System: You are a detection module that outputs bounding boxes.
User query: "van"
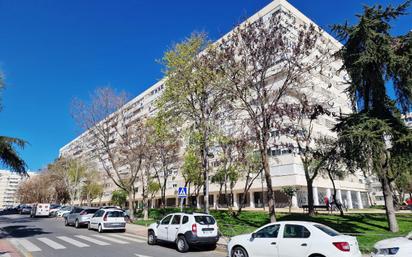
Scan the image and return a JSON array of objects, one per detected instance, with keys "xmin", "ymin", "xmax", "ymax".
[{"xmin": 31, "ymin": 203, "xmax": 50, "ymax": 217}]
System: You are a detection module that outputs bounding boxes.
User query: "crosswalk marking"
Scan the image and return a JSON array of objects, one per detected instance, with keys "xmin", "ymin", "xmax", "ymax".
[
  {"xmin": 134, "ymin": 254, "xmax": 152, "ymax": 257},
  {"xmin": 57, "ymin": 236, "xmax": 89, "ymax": 248},
  {"xmin": 37, "ymin": 238, "xmax": 66, "ymax": 250},
  {"xmin": 92, "ymin": 234, "xmax": 129, "ymax": 244},
  {"xmin": 109, "ymin": 234, "xmax": 146, "ymax": 243},
  {"xmin": 74, "ymin": 235, "xmax": 111, "ymax": 246},
  {"xmin": 14, "ymin": 238, "xmax": 41, "ymax": 252}
]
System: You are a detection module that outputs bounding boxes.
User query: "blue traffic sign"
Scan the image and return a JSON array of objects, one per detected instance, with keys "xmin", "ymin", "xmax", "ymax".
[{"xmin": 177, "ymin": 187, "xmax": 187, "ymax": 198}]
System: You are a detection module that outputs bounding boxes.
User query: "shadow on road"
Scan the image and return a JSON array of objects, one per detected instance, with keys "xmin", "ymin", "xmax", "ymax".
[
  {"xmin": 154, "ymin": 241, "xmax": 217, "ymax": 253},
  {"xmin": 0, "ymin": 225, "xmax": 51, "ymax": 239}
]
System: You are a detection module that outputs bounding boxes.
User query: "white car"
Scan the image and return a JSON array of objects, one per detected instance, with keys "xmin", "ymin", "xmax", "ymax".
[
  {"xmin": 56, "ymin": 206, "xmax": 72, "ymax": 217},
  {"xmin": 147, "ymin": 212, "xmax": 219, "ymax": 252},
  {"xmin": 227, "ymin": 221, "xmax": 362, "ymax": 257},
  {"xmin": 88, "ymin": 208, "xmax": 126, "ymax": 233},
  {"xmin": 372, "ymin": 232, "xmax": 412, "ymax": 257}
]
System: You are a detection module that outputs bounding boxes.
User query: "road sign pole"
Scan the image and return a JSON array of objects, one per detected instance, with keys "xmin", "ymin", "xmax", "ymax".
[{"xmin": 180, "ymin": 198, "xmax": 183, "ymax": 212}]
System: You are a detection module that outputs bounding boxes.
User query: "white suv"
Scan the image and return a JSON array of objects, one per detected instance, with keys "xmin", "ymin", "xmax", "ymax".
[
  {"xmin": 88, "ymin": 208, "xmax": 126, "ymax": 233},
  {"xmin": 147, "ymin": 212, "xmax": 219, "ymax": 252}
]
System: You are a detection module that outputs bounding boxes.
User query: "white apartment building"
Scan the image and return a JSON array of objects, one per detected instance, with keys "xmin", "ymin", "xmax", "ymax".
[
  {"xmin": 403, "ymin": 112, "xmax": 412, "ymax": 128},
  {"xmin": 0, "ymin": 170, "xmax": 34, "ymax": 209},
  {"xmin": 60, "ymin": 0, "xmax": 370, "ymax": 210}
]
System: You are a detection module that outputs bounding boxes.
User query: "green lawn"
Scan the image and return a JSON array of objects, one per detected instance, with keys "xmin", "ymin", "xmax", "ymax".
[{"xmin": 134, "ymin": 208, "xmax": 412, "ymax": 253}]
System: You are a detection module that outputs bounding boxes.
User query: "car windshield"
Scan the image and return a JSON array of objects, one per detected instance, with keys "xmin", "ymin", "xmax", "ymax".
[
  {"xmin": 107, "ymin": 211, "xmax": 125, "ymax": 217},
  {"xmin": 86, "ymin": 209, "xmax": 98, "ymax": 214},
  {"xmin": 194, "ymin": 215, "xmax": 215, "ymax": 225},
  {"xmin": 50, "ymin": 204, "xmax": 60, "ymax": 208},
  {"xmin": 314, "ymin": 224, "xmax": 340, "ymax": 236}
]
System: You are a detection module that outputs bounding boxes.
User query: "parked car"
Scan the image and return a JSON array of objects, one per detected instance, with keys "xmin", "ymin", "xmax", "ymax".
[
  {"xmin": 65, "ymin": 207, "xmax": 98, "ymax": 228},
  {"xmin": 88, "ymin": 208, "xmax": 126, "ymax": 233},
  {"xmin": 227, "ymin": 221, "xmax": 362, "ymax": 257},
  {"xmin": 56, "ymin": 206, "xmax": 72, "ymax": 217},
  {"xmin": 20, "ymin": 205, "xmax": 32, "ymax": 215},
  {"xmin": 147, "ymin": 212, "xmax": 219, "ymax": 253},
  {"xmin": 49, "ymin": 204, "xmax": 61, "ymax": 216},
  {"xmin": 99, "ymin": 206, "xmax": 122, "ymax": 210},
  {"xmin": 30, "ymin": 203, "xmax": 50, "ymax": 217},
  {"xmin": 372, "ymin": 231, "xmax": 412, "ymax": 257}
]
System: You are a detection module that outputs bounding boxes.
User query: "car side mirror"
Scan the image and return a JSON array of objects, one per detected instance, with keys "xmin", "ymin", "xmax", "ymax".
[
  {"xmin": 251, "ymin": 233, "xmax": 257, "ymax": 240},
  {"xmin": 156, "ymin": 220, "xmax": 160, "ymax": 225}
]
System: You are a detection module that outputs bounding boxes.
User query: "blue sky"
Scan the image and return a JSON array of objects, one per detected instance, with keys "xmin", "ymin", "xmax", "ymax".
[{"xmin": 0, "ymin": 0, "xmax": 411, "ymax": 171}]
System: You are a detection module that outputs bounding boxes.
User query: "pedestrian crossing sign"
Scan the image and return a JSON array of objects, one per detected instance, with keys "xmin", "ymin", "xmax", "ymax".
[{"xmin": 177, "ymin": 187, "xmax": 187, "ymax": 198}]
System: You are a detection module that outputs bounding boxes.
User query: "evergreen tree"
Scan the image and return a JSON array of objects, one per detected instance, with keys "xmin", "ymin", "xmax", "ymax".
[{"xmin": 333, "ymin": 1, "xmax": 412, "ymax": 232}]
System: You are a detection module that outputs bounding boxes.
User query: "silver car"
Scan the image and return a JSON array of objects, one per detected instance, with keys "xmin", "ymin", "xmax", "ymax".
[{"xmin": 65, "ymin": 207, "xmax": 99, "ymax": 228}]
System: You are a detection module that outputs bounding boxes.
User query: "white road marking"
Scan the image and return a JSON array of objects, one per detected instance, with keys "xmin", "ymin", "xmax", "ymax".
[
  {"xmin": 109, "ymin": 234, "xmax": 145, "ymax": 243},
  {"xmin": 74, "ymin": 235, "xmax": 111, "ymax": 246},
  {"xmin": 92, "ymin": 234, "xmax": 129, "ymax": 244},
  {"xmin": 14, "ymin": 238, "xmax": 41, "ymax": 252},
  {"xmin": 37, "ymin": 237, "xmax": 66, "ymax": 250},
  {"xmin": 57, "ymin": 236, "xmax": 89, "ymax": 247},
  {"xmin": 134, "ymin": 254, "xmax": 152, "ymax": 257}
]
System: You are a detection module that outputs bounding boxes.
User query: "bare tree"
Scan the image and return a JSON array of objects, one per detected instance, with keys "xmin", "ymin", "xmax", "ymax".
[
  {"xmin": 146, "ymin": 111, "xmax": 181, "ymax": 208},
  {"xmin": 71, "ymin": 87, "xmax": 147, "ymax": 219},
  {"xmin": 159, "ymin": 33, "xmax": 227, "ymax": 213},
  {"xmin": 235, "ymin": 137, "xmax": 263, "ymax": 213},
  {"xmin": 48, "ymin": 157, "xmax": 86, "ymax": 205},
  {"xmin": 218, "ymin": 10, "xmax": 332, "ymax": 221}
]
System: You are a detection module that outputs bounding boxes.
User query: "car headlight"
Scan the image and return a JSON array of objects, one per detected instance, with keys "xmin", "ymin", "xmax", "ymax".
[{"xmin": 378, "ymin": 247, "xmax": 399, "ymax": 255}]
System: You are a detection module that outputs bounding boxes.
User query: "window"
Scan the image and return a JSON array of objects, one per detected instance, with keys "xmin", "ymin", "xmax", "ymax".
[
  {"xmin": 194, "ymin": 215, "xmax": 215, "ymax": 225},
  {"xmin": 171, "ymin": 215, "xmax": 181, "ymax": 225},
  {"xmin": 283, "ymin": 224, "xmax": 311, "ymax": 238},
  {"xmin": 161, "ymin": 215, "xmax": 172, "ymax": 225},
  {"xmin": 107, "ymin": 211, "xmax": 125, "ymax": 217},
  {"xmin": 182, "ymin": 216, "xmax": 189, "ymax": 224},
  {"xmin": 313, "ymin": 224, "xmax": 339, "ymax": 237},
  {"xmin": 255, "ymin": 224, "xmax": 280, "ymax": 238},
  {"xmin": 94, "ymin": 210, "xmax": 104, "ymax": 217},
  {"xmin": 75, "ymin": 208, "xmax": 83, "ymax": 213}
]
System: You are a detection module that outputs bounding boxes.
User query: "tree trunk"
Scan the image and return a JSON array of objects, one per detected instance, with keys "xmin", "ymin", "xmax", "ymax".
[
  {"xmin": 128, "ymin": 190, "xmax": 135, "ymax": 220},
  {"xmin": 288, "ymin": 198, "xmax": 292, "ymax": 213},
  {"xmin": 87, "ymin": 193, "xmax": 92, "ymax": 207},
  {"xmin": 143, "ymin": 198, "xmax": 149, "ymax": 220},
  {"xmin": 327, "ymin": 170, "xmax": 344, "ymax": 216},
  {"xmin": 381, "ymin": 176, "xmax": 399, "ymax": 232},
  {"xmin": 307, "ymin": 177, "xmax": 315, "ymax": 216},
  {"xmin": 261, "ymin": 151, "xmax": 276, "ymax": 222},
  {"xmin": 202, "ymin": 146, "xmax": 210, "ymax": 213}
]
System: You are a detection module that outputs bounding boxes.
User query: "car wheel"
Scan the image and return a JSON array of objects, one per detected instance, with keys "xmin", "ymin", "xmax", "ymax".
[
  {"xmin": 176, "ymin": 235, "xmax": 189, "ymax": 253},
  {"xmin": 231, "ymin": 246, "xmax": 248, "ymax": 257},
  {"xmin": 147, "ymin": 231, "xmax": 157, "ymax": 245},
  {"xmin": 64, "ymin": 218, "xmax": 69, "ymax": 226},
  {"xmin": 75, "ymin": 220, "xmax": 80, "ymax": 228},
  {"xmin": 98, "ymin": 224, "xmax": 103, "ymax": 233}
]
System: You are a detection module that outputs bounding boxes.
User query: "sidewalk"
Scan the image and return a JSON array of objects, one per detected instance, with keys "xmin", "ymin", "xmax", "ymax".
[{"xmin": 0, "ymin": 240, "xmax": 24, "ymax": 257}]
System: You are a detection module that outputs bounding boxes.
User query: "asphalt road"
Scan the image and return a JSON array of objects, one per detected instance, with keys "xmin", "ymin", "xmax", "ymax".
[{"xmin": 0, "ymin": 214, "xmax": 225, "ymax": 257}]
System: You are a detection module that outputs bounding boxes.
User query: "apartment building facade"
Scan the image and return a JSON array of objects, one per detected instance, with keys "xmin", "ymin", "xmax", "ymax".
[
  {"xmin": 60, "ymin": 0, "xmax": 370, "ymax": 210},
  {"xmin": 0, "ymin": 170, "xmax": 34, "ymax": 209}
]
